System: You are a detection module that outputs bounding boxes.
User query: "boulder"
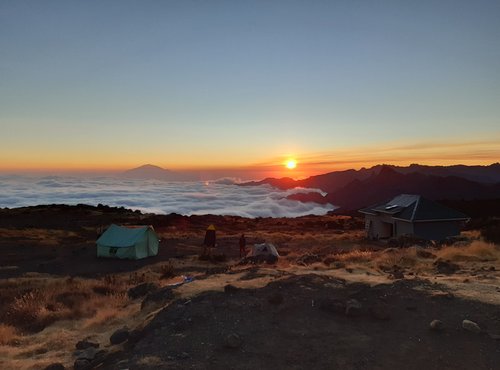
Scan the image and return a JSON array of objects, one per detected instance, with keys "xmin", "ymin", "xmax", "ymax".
[
  {"xmin": 110, "ymin": 328, "xmax": 130, "ymax": 345},
  {"xmin": 462, "ymin": 319, "xmax": 481, "ymax": 333},
  {"xmin": 345, "ymin": 299, "xmax": 362, "ymax": 317},
  {"xmin": 75, "ymin": 347, "xmax": 99, "ymax": 361},
  {"xmin": 429, "ymin": 320, "xmax": 444, "ymax": 331},
  {"xmin": 127, "ymin": 282, "xmax": 159, "ymax": 300}
]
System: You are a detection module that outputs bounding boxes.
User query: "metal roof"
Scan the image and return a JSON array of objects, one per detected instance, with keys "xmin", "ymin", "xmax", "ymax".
[{"xmin": 359, "ymin": 194, "xmax": 468, "ymax": 222}]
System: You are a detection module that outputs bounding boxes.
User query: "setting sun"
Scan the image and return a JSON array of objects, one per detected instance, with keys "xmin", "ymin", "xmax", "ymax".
[{"xmin": 286, "ymin": 159, "xmax": 297, "ymax": 169}]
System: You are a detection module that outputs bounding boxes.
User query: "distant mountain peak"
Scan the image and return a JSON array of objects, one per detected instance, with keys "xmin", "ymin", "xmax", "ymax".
[{"xmin": 122, "ymin": 164, "xmax": 196, "ymax": 181}]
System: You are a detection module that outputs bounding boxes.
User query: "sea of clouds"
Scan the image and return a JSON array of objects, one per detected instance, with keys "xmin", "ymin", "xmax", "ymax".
[{"xmin": 0, "ymin": 176, "xmax": 335, "ymax": 218}]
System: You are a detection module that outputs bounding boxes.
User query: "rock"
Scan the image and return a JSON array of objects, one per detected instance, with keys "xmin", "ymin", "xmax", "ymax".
[
  {"xmin": 127, "ymin": 282, "xmax": 159, "ymax": 299},
  {"xmin": 462, "ymin": 319, "xmax": 481, "ymax": 333},
  {"xmin": 43, "ymin": 363, "xmax": 65, "ymax": 370},
  {"xmin": 141, "ymin": 287, "xmax": 174, "ymax": 310},
  {"xmin": 429, "ymin": 320, "xmax": 444, "ymax": 331},
  {"xmin": 370, "ymin": 303, "xmax": 391, "ymax": 320},
  {"xmin": 110, "ymin": 328, "xmax": 130, "ymax": 345},
  {"xmin": 75, "ymin": 340, "xmax": 99, "ymax": 350},
  {"xmin": 267, "ymin": 293, "xmax": 284, "ymax": 305},
  {"xmin": 127, "ymin": 329, "xmax": 144, "ymax": 345},
  {"xmin": 225, "ymin": 333, "xmax": 242, "ymax": 349},
  {"xmin": 318, "ymin": 298, "xmax": 345, "ymax": 314},
  {"xmin": 73, "ymin": 359, "xmax": 91, "ymax": 370},
  {"xmin": 345, "ymin": 267, "xmax": 353, "ymax": 273},
  {"xmin": 489, "ymin": 266, "xmax": 496, "ymax": 271},
  {"xmin": 434, "ymin": 260, "xmax": 459, "ymax": 274},
  {"xmin": 345, "ymin": 299, "xmax": 362, "ymax": 317},
  {"xmin": 76, "ymin": 347, "xmax": 99, "ymax": 361}
]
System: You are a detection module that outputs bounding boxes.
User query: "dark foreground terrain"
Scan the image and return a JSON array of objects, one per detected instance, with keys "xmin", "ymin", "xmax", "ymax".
[
  {"xmin": 104, "ymin": 274, "xmax": 500, "ymax": 370},
  {"xmin": 0, "ymin": 205, "xmax": 499, "ymax": 369}
]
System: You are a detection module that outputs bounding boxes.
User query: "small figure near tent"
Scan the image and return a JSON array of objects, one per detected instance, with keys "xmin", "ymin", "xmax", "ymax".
[
  {"xmin": 239, "ymin": 234, "xmax": 247, "ymax": 258},
  {"xmin": 203, "ymin": 224, "xmax": 217, "ymax": 256}
]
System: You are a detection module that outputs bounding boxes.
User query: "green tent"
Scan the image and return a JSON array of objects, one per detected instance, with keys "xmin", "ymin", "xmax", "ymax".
[{"xmin": 96, "ymin": 224, "xmax": 159, "ymax": 259}]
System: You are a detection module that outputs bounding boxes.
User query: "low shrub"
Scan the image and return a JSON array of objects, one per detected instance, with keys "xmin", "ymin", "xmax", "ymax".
[{"xmin": 438, "ymin": 241, "xmax": 499, "ymax": 262}]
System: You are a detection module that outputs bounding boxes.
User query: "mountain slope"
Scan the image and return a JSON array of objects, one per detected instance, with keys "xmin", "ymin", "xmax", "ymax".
[
  {"xmin": 326, "ymin": 166, "xmax": 500, "ymax": 210},
  {"xmin": 122, "ymin": 164, "xmax": 198, "ymax": 181}
]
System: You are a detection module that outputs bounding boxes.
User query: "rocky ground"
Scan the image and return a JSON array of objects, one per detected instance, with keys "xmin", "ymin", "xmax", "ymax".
[{"xmin": 0, "ymin": 205, "xmax": 499, "ymax": 370}]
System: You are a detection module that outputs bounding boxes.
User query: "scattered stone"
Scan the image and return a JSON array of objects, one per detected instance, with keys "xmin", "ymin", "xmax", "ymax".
[
  {"xmin": 75, "ymin": 340, "xmax": 99, "ymax": 350},
  {"xmin": 429, "ymin": 320, "xmax": 444, "ymax": 331},
  {"xmin": 345, "ymin": 299, "xmax": 362, "ymax": 317},
  {"xmin": 462, "ymin": 319, "xmax": 481, "ymax": 333},
  {"xmin": 345, "ymin": 268, "xmax": 353, "ymax": 273},
  {"xmin": 463, "ymin": 278, "xmax": 470, "ymax": 283},
  {"xmin": 489, "ymin": 266, "xmax": 496, "ymax": 271},
  {"xmin": 318, "ymin": 298, "xmax": 345, "ymax": 314},
  {"xmin": 110, "ymin": 328, "xmax": 130, "ymax": 345},
  {"xmin": 43, "ymin": 363, "xmax": 65, "ymax": 370},
  {"xmin": 74, "ymin": 347, "xmax": 94, "ymax": 361},
  {"xmin": 127, "ymin": 282, "xmax": 159, "ymax": 299},
  {"xmin": 370, "ymin": 303, "xmax": 391, "ymax": 320},
  {"xmin": 434, "ymin": 260, "xmax": 459, "ymax": 275},
  {"xmin": 268, "ymin": 293, "xmax": 284, "ymax": 305},
  {"xmin": 225, "ymin": 333, "xmax": 242, "ymax": 349},
  {"xmin": 73, "ymin": 359, "xmax": 91, "ymax": 370}
]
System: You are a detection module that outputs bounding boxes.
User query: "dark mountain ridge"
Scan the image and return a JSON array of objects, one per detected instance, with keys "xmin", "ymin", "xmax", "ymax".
[{"xmin": 240, "ymin": 163, "xmax": 500, "ymax": 210}]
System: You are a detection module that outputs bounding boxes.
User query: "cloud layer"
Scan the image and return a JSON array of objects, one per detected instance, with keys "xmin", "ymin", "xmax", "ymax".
[{"xmin": 0, "ymin": 176, "xmax": 334, "ymax": 218}]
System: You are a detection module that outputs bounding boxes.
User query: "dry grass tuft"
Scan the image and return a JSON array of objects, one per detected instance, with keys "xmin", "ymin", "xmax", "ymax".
[
  {"xmin": 0, "ymin": 324, "xmax": 18, "ymax": 345},
  {"xmin": 1, "ymin": 275, "xmax": 129, "ymax": 333},
  {"xmin": 437, "ymin": 241, "xmax": 500, "ymax": 262},
  {"xmin": 334, "ymin": 250, "xmax": 374, "ymax": 263}
]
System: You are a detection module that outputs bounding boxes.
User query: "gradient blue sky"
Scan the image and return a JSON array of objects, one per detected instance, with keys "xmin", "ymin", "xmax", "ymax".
[{"xmin": 1, "ymin": 0, "xmax": 499, "ymax": 176}]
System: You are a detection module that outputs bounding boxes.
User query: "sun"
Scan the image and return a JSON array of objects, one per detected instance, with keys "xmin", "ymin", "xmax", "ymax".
[{"xmin": 285, "ymin": 159, "xmax": 297, "ymax": 169}]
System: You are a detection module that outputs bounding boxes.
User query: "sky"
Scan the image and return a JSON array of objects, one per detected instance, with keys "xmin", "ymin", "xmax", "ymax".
[{"xmin": 1, "ymin": 0, "xmax": 499, "ymax": 178}]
